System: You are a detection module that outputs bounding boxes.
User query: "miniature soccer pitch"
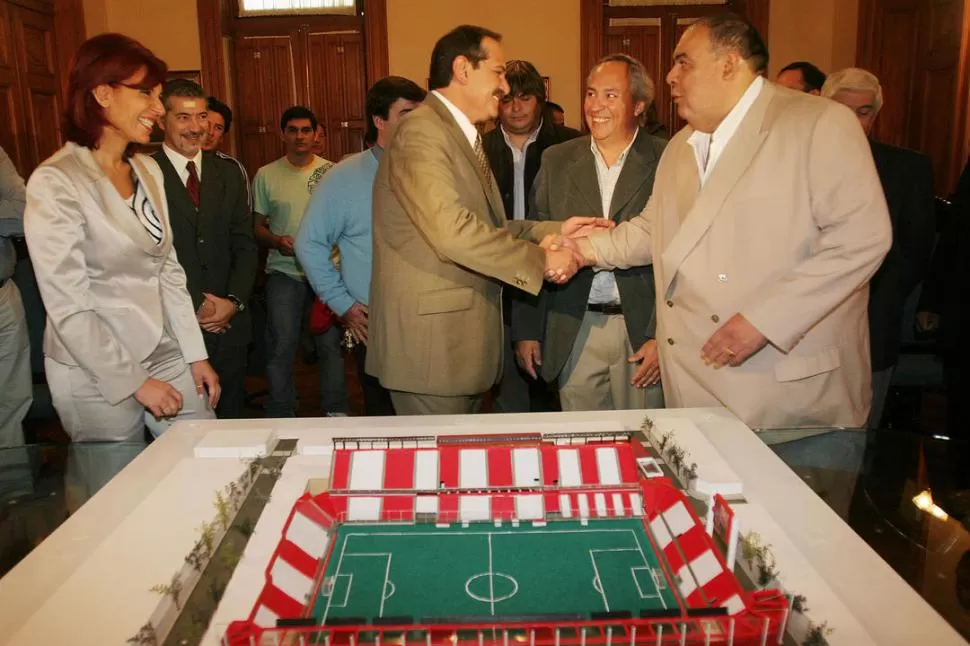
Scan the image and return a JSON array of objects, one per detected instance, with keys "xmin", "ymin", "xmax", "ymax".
[{"xmin": 311, "ymin": 518, "xmax": 681, "ymax": 624}]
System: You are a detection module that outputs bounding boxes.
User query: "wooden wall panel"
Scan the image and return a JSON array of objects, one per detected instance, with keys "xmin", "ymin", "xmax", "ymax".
[
  {"xmin": 363, "ymin": 0, "xmax": 388, "ymax": 86},
  {"xmin": 858, "ymin": 0, "xmax": 968, "ymax": 193},
  {"xmin": 0, "ymin": 2, "xmax": 25, "ymax": 172},
  {"xmin": 11, "ymin": 2, "xmax": 61, "ymax": 171}
]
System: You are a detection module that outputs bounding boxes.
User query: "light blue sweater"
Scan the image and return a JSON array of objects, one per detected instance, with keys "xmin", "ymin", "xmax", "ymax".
[{"xmin": 296, "ymin": 149, "xmax": 379, "ymax": 316}]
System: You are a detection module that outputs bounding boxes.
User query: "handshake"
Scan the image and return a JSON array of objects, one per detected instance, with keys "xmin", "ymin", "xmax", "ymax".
[{"xmin": 541, "ymin": 216, "xmax": 613, "ymax": 284}]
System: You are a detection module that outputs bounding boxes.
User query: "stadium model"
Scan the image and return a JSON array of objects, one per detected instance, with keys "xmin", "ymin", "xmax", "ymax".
[{"xmin": 224, "ymin": 431, "xmax": 789, "ymax": 645}]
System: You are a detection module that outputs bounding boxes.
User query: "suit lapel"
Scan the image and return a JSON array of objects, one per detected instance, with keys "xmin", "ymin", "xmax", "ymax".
[
  {"xmin": 129, "ymin": 155, "xmax": 171, "ymax": 257},
  {"xmin": 608, "ymin": 132, "xmax": 658, "ymax": 222},
  {"xmin": 568, "ymin": 149, "xmax": 603, "ymax": 217},
  {"xmin": 660, "ymin": 84, "xmax": 774, "ymax": 295},
  {"xmin": 153, "ymin": 149, "xmax": 200, "ymax": 231},
  {"xmin": 426, "ymin": 94, "xmax": 506, "ymax": 223},
  {"xmin": 69, "ymin": 144, "xmax": 165, "ymax": 255},
  {"xmin": 199, "ymin": 153, "xmax": 223, "ymax": 230}
]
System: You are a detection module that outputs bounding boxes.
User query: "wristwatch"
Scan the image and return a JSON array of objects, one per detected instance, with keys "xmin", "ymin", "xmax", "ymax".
[{"xmin": 227, "ymin": 294, "xmax": 245, "ymax": 312}]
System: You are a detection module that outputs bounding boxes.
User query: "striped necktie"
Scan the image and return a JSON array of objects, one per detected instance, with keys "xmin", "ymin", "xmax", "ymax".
[{"xmin": 473, "ymin": 134, "xmax": 493, "ymax": 189}]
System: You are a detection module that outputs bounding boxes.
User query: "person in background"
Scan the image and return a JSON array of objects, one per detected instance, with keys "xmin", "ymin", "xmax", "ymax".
[
  {"xmin": 555, "ymin": 14, "xmax": 891, "ymax": 429},
  {"xmin": 367, "ymin": 25, "xmax": 605, "ymax": 415},
  {"xmin": 25, "ymin": 33, "xmax": 219, "ymax": 441},
  {"xmin": 547, "ymin": 101, "xmax": 566, "ymax": 127},
  {"xmin": 776, "ymin": 61, "xmax": 826, "ymax": 94},
  {"xmin": 0, "ymin": 147, "xmax": 31, "ymax": 447},
  {"xmin": 253, "ymin": 106, "xmax": 347, "ymax": 417},
  {"xmin": 153, "ymin": 79, "xmax": 258, "ymax": 419},
  {"xmin": 202, "ymin": 96, "xmax": 250, "ymax": 207},
  {"xmin": 516, "ymin": 54, "xmax": 666, "ymax": 413},
  {"xmin": 297, "ymin": 76, "xmax": 426, "ymax": 416},
  {"xmin": 482, "ymin": 59, "xmax": 581, "ymax": 413},
  {"xmin": 822, "ymin": 68, "xmax": 935, "ymax": 428}
]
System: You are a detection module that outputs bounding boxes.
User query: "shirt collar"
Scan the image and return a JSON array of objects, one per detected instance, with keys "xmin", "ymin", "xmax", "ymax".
[
  {"xmin": 688, "ymin": 75, "xmax": 765, "ymax": 147},
  {"xmin": 500, "ymin": 119, "xmax": 542, "ymax": 153},
  {"xmin": 162, "ymin": 143, "xmax": 203, "ymax": 175},
  {"xmin": 371, "ymin": 145, "xmax": 384, "ymax": 161},
  {"xmin": 590, "ymin": 128, "xmax": 639, "ymax": 169},
  {"xmin": 432, "ymin": 90, "xmax": 479, "ymax": 149}
]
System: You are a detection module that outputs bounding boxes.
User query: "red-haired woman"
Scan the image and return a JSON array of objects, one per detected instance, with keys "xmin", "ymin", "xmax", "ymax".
[{"xmin": 25, "ymin": 34, "xmax": 220, "ymax": 441}]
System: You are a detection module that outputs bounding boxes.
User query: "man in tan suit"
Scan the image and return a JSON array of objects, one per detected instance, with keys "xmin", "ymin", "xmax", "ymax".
[
  {"xmin": 368, "ymin": 25, "xmax": 605, "ymax": 415},
  {"xmin": 556, "ymin": 13, "xmax": 892, "ymax": 429}
]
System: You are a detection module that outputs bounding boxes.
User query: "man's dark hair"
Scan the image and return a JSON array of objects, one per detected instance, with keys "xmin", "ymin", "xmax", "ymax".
[
  {"xmin": 279, "ymin": 105, "xmax": 317, "ymax": 132},
  {"xmin": 161, "ymin": 77, "xmax": 205, "ymax": 110},
  {"xmin": 428, "ymin": 25, "xmax": 502, "ymax": 91},
  {"xmin": 694, "ymin": 12, "xmax": 769, "ymax": 74},
  {"xmin": 504, "ymin": 60, "xmax": 546, "ymax": 103},
  {"xmin": 779, "ymin": 61, "xmax": 826, "ymax": 92},
  {"xmin": 207, "ymin": 96, "xmax": 233, "ymax": 131},
  {"xmin": 365, "ymin": 76, "xmax": 427, "ymax": 145},
  {"xmin": 546, "ymin": 101, "xmax": 564, "ymax": 115}
]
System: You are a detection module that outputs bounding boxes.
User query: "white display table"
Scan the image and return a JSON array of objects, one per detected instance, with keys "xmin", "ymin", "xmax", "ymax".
[{"xmin": 0, "ymin": 409, "xmax": 963, "ymax": 646}]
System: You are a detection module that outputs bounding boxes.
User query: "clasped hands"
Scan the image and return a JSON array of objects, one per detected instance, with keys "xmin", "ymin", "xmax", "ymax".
[
  {"xmin": 541, "ymin": 217, "xmax": 613, "ymax": 284},
  {"xmin": 197, "ymin": 292, "xmax": 236, "ymax": 334}
]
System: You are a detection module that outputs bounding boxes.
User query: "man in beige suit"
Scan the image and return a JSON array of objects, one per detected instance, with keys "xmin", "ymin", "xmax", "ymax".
[
  {"xmin": 368, "ymin": 25, "xmax": 604, "ymax": 415},
  {"xmin": 558, "ymin": 13, "xmax": 892, "ymax": 429}
]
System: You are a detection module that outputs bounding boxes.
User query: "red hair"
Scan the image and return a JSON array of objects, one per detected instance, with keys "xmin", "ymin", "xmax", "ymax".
[{"xmin": 64, "ymin": 33, "xmax": 168, "ymax": 150}]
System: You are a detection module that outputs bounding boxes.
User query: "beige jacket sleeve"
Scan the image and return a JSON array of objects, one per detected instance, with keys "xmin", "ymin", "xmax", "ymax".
[
  {"xmin": 388, "ymin": 118, "xmax": 547, "ymax": 294},
  {"xmin": 741, "ymin": 103, "xmax": 892, "ymax": 352},
  {"xmin": 582, "ymin": 196, "xmax": 657, "ymax": 269},
  {"xmin": 25, "ymin": 166, "xmax": 151, "ymax": 404}
]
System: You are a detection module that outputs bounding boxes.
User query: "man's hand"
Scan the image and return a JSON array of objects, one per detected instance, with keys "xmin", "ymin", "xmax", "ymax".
[
  {"xmin": 190, "ymin": 360, "xmax": 221, "ymax": 410},
  {"xmin": 198, "ymin": 293, "xmax": 235, "ymax": 334},
  {"xmin": 561, "ymin": 216, "xmax": 614, "ymax": 238},
  {"xmin": 701, "ymin": 314, "xmax": 768, "ymax": 368},
  {"xmin": 134, "ymin": 378, "xmax": 183, "ymax": 419},
  {"xmin": 514, "ymin": 340, "xmax": 542, "ymax": 379},
  {"xmin": 543, "ymin": 246, "xmax": 581, "ymax": 284},
  {"xmin": 916, "ymin": 311, "xmax": 940, "ymax": 332},
  {"xmin": 629, "ymin": 339, "xmax": 661, "ymax": 388},
  {"xmin": 340, "ymin": 302, "xmax": 369, "ymax": 344},
  {"xmin": 277, "ymin": 235, "xmax": 296, "ymax": 256}
]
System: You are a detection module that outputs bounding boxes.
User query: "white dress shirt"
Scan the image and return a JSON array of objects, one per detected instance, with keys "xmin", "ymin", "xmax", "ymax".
[
  {"xmin": 588, "ymin": 129, "xmax": 638, "ymax": 304},
  {"xmin": 501, "ymin": 122, "xmax": 542, "ymax": 221},
  {"xmin": 687, "ymin": 75, "xmax": 764, "ymax": 186},
  {"xmin": 162, "ymin": 143, "xmax": 203, "ymax": 186},
  {"xmin": 432, "ymin": 91, "xmax": 478, "ymax": 149}
]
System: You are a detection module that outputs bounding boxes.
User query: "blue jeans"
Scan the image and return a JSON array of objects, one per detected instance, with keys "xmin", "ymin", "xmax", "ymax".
[{"xmin": 265, "ymin": 273, "xmax": 348, "ymax": 417}]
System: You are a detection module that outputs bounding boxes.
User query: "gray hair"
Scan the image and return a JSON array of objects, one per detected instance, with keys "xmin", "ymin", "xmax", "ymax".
[
  {"xmin": 161, "ymin": 78, "xmax": 205, "ymax": 110},
  {"xmin": 821, "ymin": 67, "xmax": 883, "ymax": 113},
  {"xmin": 592, "ymin": 53, "xmax": 655, "ymax": 127}
]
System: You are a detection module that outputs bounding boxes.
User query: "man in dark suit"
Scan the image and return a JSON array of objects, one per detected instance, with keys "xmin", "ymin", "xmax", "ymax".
[
  {"xmin": 823, "ymin": 68, "xmax": 935, "ymax": 427},
  {"xmin": 154, "ymin": 79, "xmax": 258, "ymax": 419},
  {"xmin": 482, "ymin": 59, "xmax": 581, "ymax": 412},
  {"xmin": 514, "ymin": 54, "xmax": 666, "ymax": 411}
]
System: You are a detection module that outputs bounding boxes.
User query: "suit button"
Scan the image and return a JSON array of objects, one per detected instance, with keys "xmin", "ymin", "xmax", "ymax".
[
  {"xmin": 202, "ymin": 264, "xmax": 208, "ymax": 271},
  {"xmin": 711, "ymin": 314, "xmax": 720, "ymax": 323},
  {"xmin": 198, "ymin": 238, "xmax": 204, "ymax": 244},
  {"xmin": 667, "ymin": 338, "xmax": 675, "ymax": 346},
  {"xmin": 666, "ymin": 300, "xmax": 673, "ymax": 308}
]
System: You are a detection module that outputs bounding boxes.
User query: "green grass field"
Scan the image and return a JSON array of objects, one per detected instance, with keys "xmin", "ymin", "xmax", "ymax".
[{"xmin": 311, "ymin": 518, "xmax": 680, "ymax": 624}]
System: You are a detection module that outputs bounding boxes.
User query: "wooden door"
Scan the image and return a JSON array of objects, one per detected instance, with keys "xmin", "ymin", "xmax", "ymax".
[
  {"xmin": 10, "ymin": 2, "xmax": 62, "ymax": 172},
  {"xmin": 585, "ymin": 0, "xmax": 760, "ymax": 136},
  {"xmin": 606, "ymin": 20, "xmax": 665, "ymax": 126},
  {"xmin": 306, "ymin": 30, "xmax": 367, "ymax": 160},
  {"xmin": 858, "ymin": 0, "xmax": 969, "ymax": 192},
  {"xmin": 233, "ymin": 34, "xmax": 299, "ymax": 178},
  {"xmin": 229, "ymin": 8, "xmax": 367, "ymax": 173},
  {"xmin": 0, "ymin": 2, "xmax": 25, "ymax": 172}
]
